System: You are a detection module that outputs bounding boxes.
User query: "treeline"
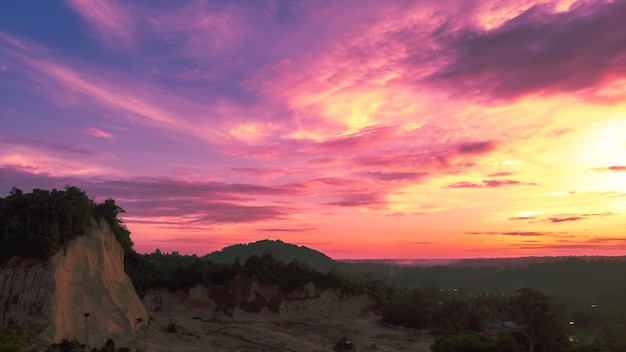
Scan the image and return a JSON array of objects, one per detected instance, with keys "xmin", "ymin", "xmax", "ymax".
[
  {"xmin": 124, "ymin": 250, "xmax": 357, "ymax": 298},
  {"xmin": 345, "ymin": 257, "xmax": 626, "ymax": 332},
  {"xmin": 378, "ymin": 284, "xmax": 626, "ymax": 352},
  {"xmin": 0, "ymin": 186, "xmax": 133, "ymax": 263},
  {"xmin": 345, "ymin": 257, "xmax": 626, "ymax": 298}
]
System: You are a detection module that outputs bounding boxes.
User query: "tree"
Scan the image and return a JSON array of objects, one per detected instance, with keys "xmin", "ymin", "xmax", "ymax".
[
  {"xmin": 512, "ymin": 287, "xmax": 568, "ymax": 352},
  {"xmin": 590, "ymin": 324, "xmax": 626, "ymax": 352},
  {"xmin": 1, "ymin": 186, "xmax": 97, "ymax": 262},
  {"xmin": 99, "ymin": 338, "xmax": 115, "ymax": 352},
  {"xmin": 94, "ymin": 198, "xmax": 133, "ymax": 253}
]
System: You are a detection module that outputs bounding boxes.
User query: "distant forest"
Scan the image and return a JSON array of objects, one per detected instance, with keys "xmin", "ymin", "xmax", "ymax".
[{"xmin": 2, "ymin": 186, "xmax": 626, "ymax": 352}]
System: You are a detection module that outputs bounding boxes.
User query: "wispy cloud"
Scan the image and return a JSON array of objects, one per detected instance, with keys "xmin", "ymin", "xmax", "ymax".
[
  {"xmin": 466, "ymin": 231, "xmax": 552, "ymax": 237},
  {"xmin": 66, "ymin": 0, "xmax": 136, "ymax": 48},
  {"xmin": 85, "ymin": 128, "xmax": 113, "ymax": 140},
  {"xmin": 259, "ymin": 227, "xmax": 316, "ymax": 233},
  {"xmin": 360, "ymin": 171, "xmax": 428, "ymax": 182},
  {"xmin": 533, "ymin": 212, "xmax": 616, "ymax": 224},
  {"xmin": 444, "ymin": 179, "xmax": 536, "ymax": 189},
  {"xmin": 1, "ymin": 136, "xmax": 103, "ymax": 157},
  {"xmin": 0, "ymin": 167, "xmax": 298, "ymax": 225},
  {"xmin": 487, "ymin": 172, "xmax": 514, "ymax": 177},
  {"xmin": 592, "ymin": 166, "xmax": 626, "ymax": 172},
  {"xmin": 324, "ymin": 192, "xmax": 384, "ymax": 208}
]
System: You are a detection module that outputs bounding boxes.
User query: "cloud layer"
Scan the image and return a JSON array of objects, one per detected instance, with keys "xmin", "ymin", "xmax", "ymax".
[{"xmin": 1, "ymin": 0, "xmax": 625, "ymax": 258}]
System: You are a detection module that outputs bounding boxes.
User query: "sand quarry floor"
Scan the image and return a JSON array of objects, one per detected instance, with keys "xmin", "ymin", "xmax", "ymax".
[{"xmin": 128, "ymin": 312, "xmax": 432, "ymax": 352}]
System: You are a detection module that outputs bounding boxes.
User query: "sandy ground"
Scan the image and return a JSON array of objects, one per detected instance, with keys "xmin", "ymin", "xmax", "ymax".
[{"xmin": 127, "ymin": 312, "xmax": 432, "ymax": 352}]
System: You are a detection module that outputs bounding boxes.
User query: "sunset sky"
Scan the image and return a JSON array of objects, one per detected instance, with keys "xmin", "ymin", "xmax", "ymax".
[{"xmin": 1, "ymin": 0, "xmax": 625, "ymax": 259}]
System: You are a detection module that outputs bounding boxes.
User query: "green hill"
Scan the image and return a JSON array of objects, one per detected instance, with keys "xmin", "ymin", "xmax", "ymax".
[{"xmin": 204, "ymin": 239, "xmax": 339, "ymax": 272}]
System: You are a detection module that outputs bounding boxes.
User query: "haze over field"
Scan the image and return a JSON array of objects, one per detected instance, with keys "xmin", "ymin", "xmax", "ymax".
[{"xmin": 1, "ymin": 0, "xmax": 626, "ymax": 259}]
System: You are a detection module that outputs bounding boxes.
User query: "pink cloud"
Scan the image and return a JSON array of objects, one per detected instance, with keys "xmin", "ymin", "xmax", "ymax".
[
  {"xmin": 466, "ymin": 231, "xmax": 551, "ymax": 237},
  {"xmin": 545, "ymin": 216, "xmax": 584, "ymax": 223},
  {"xmin": 324, "ymin": 192, "xmax": 384, "ymax": 208},
  {"xmin": 515, "ymin": 236, "xmax": 626, "ymax": 252},
  {"xmin": 259, "ymin": 227, "xmax": 316, "ymax": 233},
  {"xmin": 360, "ymin": 171, "xmax": 428, "ymax": 182},
  {"xmin": 145, "ymin": 2, "xmax": 252, "ymax": 59},
  {"xmin": 0, "ymin": 167, "xmax": 300, "ymax": 226},
  {"xmin": 444, "ymin": 179, "xmax": 536, "ymax": 189},
  {"xmin": 229, "ymin": 167, "xmax": 293, "ymax": 180},
  {"xmin": 315, "ymin": 125, "xmax": 399, "ymax": 152},
  {"xmin": 593, "ymin": 166, "xmax": 626, "ymax": 172},
  {"xmin": 66, "ymin": 0, "xmax": 136, "ymax": 48},
  {"xmin": 487, "ymin": 171, "xmax": 514, "ymax": 177},
  {"xmin": 86, "ymin": 128, "xmax": 113, "ymax": 140},
  {"xmin": 1, "ymin": 136, "xmax": 103, "ymax": 157},
  {"xmin": 508, "ymin": 216, "xmax": 536, "ymax": 221},
  {"xmin": 528, "ymin": 212, "xmax": 616, "ymax": 224}
]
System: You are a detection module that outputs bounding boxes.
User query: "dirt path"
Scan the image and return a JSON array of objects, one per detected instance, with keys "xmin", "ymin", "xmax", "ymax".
[{"xmin": 127, "ymin": 312, "xmax": 432, "ymax": 352}]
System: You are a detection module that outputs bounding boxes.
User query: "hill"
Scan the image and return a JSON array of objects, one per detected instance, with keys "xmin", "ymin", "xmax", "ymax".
[{"xmin": 204, "ymin": 239, "xmax": 339, "ymax": 272}]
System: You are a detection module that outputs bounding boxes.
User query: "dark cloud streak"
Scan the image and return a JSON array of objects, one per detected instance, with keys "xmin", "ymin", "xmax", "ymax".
[
  {"xmin": 427, "ymin": 1, "xmax": 626, "ymax": 100},
  {"xmin": 0, "ymin": 167, "xmax": 296, "ymax": 225}
]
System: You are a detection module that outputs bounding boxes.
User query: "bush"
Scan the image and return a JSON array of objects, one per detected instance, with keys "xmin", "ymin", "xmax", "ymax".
[
  {"xmin": 0, "ymin": 327, "xmax": 25, "ymax": 352},
  {"xmin": 166, "ymin": 319, "xmax": 180, "ymax": 333}
]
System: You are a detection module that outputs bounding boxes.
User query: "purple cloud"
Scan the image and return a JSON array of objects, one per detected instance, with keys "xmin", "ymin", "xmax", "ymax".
[
  {"xmin": 0, "ymin": 167, "xmax": 296, "ymax": 225},
  {"xmin": 1, "ymin": 135, "xmax": 104, "ymax": 157},
  {"xmin": 508, "ymin": 216, "xmax": 536, "ymax": 221},
  {"xmin": 427, "ymin": 1, "xmax": 626, "ymax": 100},
  {"xmin": 360, "ymin": 171, "xmax": 428, "ymax": 181},
  {"xmin": 466, "ymin": 231, "xmax": 550, "ymax": 237},
  {"xmin": 531, "ymin": 212, "xmax": 616, "ymax": 224},
  {"xmin": 259, "ymin": 227, "xmax": 316, "ymax": 232},
  {"xmin": 315, "ymin": 125, "xmax": 398, "ymax": 152},
  {"xmin": 592, "ymin": 166, "xmax": 626, "ymax": 172},
  {"xmin": 444, "ymin": 179, "xmax": 536, "ymax": 189},
  {"xmin": 193, "ymin": 203, "xmax": 290, "ymax": 224},
  {"xmin": 324, "ymin": 193, "xmax": 384, "ymax": 207},
  {"xmin": 457, "ymin": 141, "xmax": 497, "ymax": 155}
]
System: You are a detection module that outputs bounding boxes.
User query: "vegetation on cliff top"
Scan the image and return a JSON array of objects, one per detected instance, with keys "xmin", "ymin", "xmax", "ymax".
[
  {"xmin": 204, "ymin": 239, "xmax": 338, "ymax": 272},
  {"xmin": 0, "ymin": 186, "xmax": 133, "ymax": 263}
]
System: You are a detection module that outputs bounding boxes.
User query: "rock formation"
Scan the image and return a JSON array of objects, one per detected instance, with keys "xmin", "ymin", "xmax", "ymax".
[
  {"xmin": 142, "ymin": 275, "xmax": 378, "ymax": 321},
  {"xmin": 0, "ymin": 220, "xmax": 147, "ymax": 345}
]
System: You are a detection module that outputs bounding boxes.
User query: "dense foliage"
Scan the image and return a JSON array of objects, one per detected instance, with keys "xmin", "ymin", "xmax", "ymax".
[
  {"xmin": 363, "ymin": 258, "xmax": 626, "ymax": 352},
  {"xmin": 0, "ymin": 186, "xmax": 132, "ymax": 263},
  {"xmin": 205, "ymin": 239, "xmax": 337, "ymax": 272}
]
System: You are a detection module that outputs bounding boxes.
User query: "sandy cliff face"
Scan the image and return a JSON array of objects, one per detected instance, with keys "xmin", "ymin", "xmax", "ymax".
[
  {"xmin": 0, "ymin": 220, "xmax": 147, "ymax": 344},
  {"xmin": 142, "ymin": 276, "xmax": 378, "ymax": 321}
]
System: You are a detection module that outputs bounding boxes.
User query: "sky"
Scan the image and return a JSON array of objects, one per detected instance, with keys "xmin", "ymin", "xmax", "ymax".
[{"xmin": 1, "ymin": 0, "xmax": 626, "ymax": 259}]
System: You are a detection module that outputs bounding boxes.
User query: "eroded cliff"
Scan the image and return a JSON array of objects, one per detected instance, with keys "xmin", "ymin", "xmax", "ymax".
[
  {"xmin": 0, "ymin": 220, "xmax": 147, "ymax": 344},
  {"xmin": 142, "ymin": 275, "xmax": 379, "ymax": 321}
]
